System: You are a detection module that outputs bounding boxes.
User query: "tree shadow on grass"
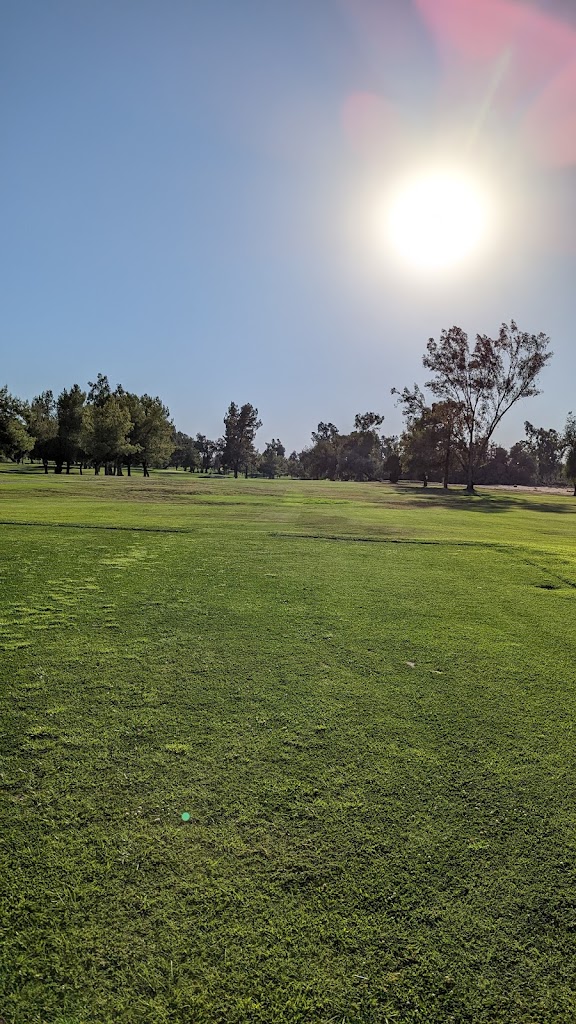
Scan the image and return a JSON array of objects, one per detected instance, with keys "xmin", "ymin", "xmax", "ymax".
[
  {"xmin": 0, "ymin": 466, "xmax": 47, "ymax": 475},
  {"xmin": 392, "ymin": 484, "xmax": 576, "ymax": 515}
]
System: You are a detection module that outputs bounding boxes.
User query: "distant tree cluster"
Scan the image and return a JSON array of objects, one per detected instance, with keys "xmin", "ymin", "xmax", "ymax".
[
  {"xmin": 394, "ymin": 321, "xmax": 553, "ymax": 490},
  {"xmin": 0, "ymin": 385, "xmax": 271, "ymax": 480},
  {"xmin": 389, "ymin": 321, "xmax": 573, "ymax": 493},
  {"xmin": 395, "ymin": 396, "xmax": 575, "ymax": 490},
  {"xmin": 0, "ymin": 376, "xmax": 173, "ymax": 476},
  {"xmin": 286, "ymin": 415, "xmax": 400, "ymax": 482},
  {"xmin": 170, "ymin": 403, "xmax": 265, "ymax": 478},
  {"xmin": 2, "ymin": 321, "xmax": 575, "ymax": 493},
  {"xmin": 392, "ymin": 321, "xmax": 575, "ymax": 494}
]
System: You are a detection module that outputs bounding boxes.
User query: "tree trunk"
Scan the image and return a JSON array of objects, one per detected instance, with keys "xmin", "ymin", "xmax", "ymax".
[
  {"xmin": 95, "ymin": 464, "xmax": 101, "ymax": 475},
  {"xmin": 127, "ymin": 462, "xmax": 131, "ymax": 477},
  {"xmin": 79, "ymin": 462, "xmax": 83, "ymax": 475},
  {"xmin": 234, "ymin": 463, "xmax": 238, "ymax": 479},
  {"xmin": 465, "ymin": 432, "xmax": 475, "ymax": 491},
  {"xmin": 465, "ymin": 457, "xmax": 475, "ymax": 491},
  {"xmin": 443, "ymin": 427, "xmax": 452, "ymax": 489},
  {"xmin": 66, "ymin": 462, "xmax": 71, "ymax": 474}
]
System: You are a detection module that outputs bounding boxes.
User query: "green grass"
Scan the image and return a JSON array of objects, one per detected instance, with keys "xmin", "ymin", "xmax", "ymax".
[{"xmin": 1, "ymin": 470, "xmax": 576, "ymax": 1023}]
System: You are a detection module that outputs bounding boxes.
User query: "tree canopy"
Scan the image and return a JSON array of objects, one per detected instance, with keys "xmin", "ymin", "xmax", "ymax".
[
  {"xmin": 422, "ymin": 321, "xmax": 552, "ymax": 490},
  {"xmin": 223, "ymin": 402, "xmax": 262, "ymax": 478},
  {"xmin": 0, "ymin": 387, "xmax": 34, "ymax": 462}
]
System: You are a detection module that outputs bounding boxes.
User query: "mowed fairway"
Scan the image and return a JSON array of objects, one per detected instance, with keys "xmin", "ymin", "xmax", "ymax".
[{"xmin": 2, "ymin": 472, "xmax": 576, "ymax": 1024}]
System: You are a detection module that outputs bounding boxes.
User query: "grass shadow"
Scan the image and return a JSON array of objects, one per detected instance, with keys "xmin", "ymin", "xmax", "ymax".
[{"xmin": 392, "ymin": 484, "xmax": 576, "ymax": 515}]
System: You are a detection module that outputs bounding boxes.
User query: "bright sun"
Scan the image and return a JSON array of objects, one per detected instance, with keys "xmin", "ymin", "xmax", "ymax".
[{"xmin": 386, "ymin": 169, "xmax": 491, "ymax": 273}]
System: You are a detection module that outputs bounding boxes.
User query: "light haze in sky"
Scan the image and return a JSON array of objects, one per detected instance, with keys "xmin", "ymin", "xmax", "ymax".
[{"xmin": 2, "ymin": 0, "xmax": 575, "ymax": 451}]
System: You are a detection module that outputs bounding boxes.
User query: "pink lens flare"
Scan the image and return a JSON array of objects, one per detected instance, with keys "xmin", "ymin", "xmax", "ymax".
[
  {"xmin": 342, "ymin": 92, "xmax": 399, "ymax": 152},
  {"xmin": 520, "ymin": 58, "xmax": 576, "ymax": 167},
  {"xmin": 415, "ymin": 0, "xmax": 576, "ymax": 166}
]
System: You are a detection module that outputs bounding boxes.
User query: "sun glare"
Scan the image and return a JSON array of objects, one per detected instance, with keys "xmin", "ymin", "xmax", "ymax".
[{"xmin": 386, "ymin": 169, "xmax": 491, "ymax": 273}]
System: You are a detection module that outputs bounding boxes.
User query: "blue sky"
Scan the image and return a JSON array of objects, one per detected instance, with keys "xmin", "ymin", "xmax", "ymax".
[{"xmin": 2, "ymin": 0, "xmax": 575, "ymax": 451}]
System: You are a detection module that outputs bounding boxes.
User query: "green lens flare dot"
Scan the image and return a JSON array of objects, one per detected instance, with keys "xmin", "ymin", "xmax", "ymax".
[{"xmin": 181, "ymin": 812, "xmax": 191, "ymax": 822}]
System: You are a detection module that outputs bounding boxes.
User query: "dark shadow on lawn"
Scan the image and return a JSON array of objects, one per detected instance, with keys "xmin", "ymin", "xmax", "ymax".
[{"xmin": 392, "ymin": 484, "xmax": 576, "ymax": 515}]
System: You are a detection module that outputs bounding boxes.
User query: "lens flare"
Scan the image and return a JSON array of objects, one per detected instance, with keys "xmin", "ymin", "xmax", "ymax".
[{"xmin": 386, "ymin": 169, "xmax": 491, "ymax": 272}]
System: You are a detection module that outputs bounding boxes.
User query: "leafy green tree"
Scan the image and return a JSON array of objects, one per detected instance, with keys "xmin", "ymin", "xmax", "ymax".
[
  {"xmin": 399, "ymin": 419, "xmax": 437, "ymax": 486},
  {"xmin": 214, "ymin": 438, "xmax": 230, "ymax": 475},
  {"xmin": 479, "ymin": 445, "xmax": 512, "ymax": 485},
  {"xmin": 223, "ymin": 402, "xmax": 262, "ymax": 478},
  {"xmin": 194, "ymin": 434, "xmax": 208, "ymax": 473},
  {"xmin": 524, "ymin": 422, "xmax": 565, "ymax": 485},
  {"xmin": 395, "ymin": 387, "xmax": 460, "ymax": 488},
  {"xmin": 140, "ymin": 395, "xmax": 174, "ymax": 475},
  {"xmin": 386, "ymin": 452, "xmax": 402, "ymax": 484},
  {"xmin": 353, "ymin": 412, "xmax": 384, "ymax": 434},
  {"xmin": 286, "ymin": 451, "xmax": 301, "ymax": 477},
  {"xmin": 564, "ymin": 413, "xmax": 576, "ymax": 496},
  {"xmin": 123, "ymin": 393, "xmax": 173, "ymax": 476},
  {"xmin": 461, "ymin": 442, "xmax": 538, "ymax": 486},
  {"xmin": 297, "ymin": 422, "xmax": 399, "ymax": 482},
  {"xmin": 338, "ymin": 413, "xmax": 385, "ymax": 481},
  {"xmin": 507, "ymin": 442, "xmax": 537, "ymax": 486},
  {"xmin": 423, "ymin": 321, "xmax": 551, "ymax": 491},
  {"xmin": 87, "ymin": 373, "xmax": 112, "ymax": 407},
  {"xmin": 56, "ymin": 384, "xmax": 86, "ymax": 473},
  {"xmin": 312, "ymin": 422, "xmax": 339, "ymax": 444},
  {"xmin": 395, "ymin": 387, "xmax": 431, "ymax": 484},
  {"xmin": 0, "ymin": 386, "xmax": 34, "ymax": 462},
  {"xmin": 195, "ymin": 434, "xmax": 218, "ymax": 474},
  {"xmin": 301, "ymin": 422, "xmax": 340, "ymax": 480},
  {"xmin": 81, "ymin": 393, "xmax": 134, "ymax": 474},
  {"xmin": 259, "ymin": 439, "xmax": 286, "ymax": 478},
  {"xmin": 27, "ymin": 391, "xmax": 58, "ymax": 472},
  {"xmin": 171, "ymin": 431, "xmax": 200, "ymax": 471},
  {"xmin": 82, "ymin": 381, "xmax": 173, "ymax": 476}
]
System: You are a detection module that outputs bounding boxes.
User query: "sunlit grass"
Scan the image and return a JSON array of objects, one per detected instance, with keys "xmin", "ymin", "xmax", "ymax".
[{"xmin": 1, "ymin": 471, "xmax": 576, "ymax": 1022}]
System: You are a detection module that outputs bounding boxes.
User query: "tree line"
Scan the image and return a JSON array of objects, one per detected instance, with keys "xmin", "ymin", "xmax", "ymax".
[
  {"xmin": 1, "ymin": 322, "xmax": 575, "ymax": 491},
  {"xmin": 0, "ymin": 375, "xmax": 174, "ymax": 477},
  {"xmin": 0, "ymin": 378, "xmax": 266, "ymax": 480}
]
